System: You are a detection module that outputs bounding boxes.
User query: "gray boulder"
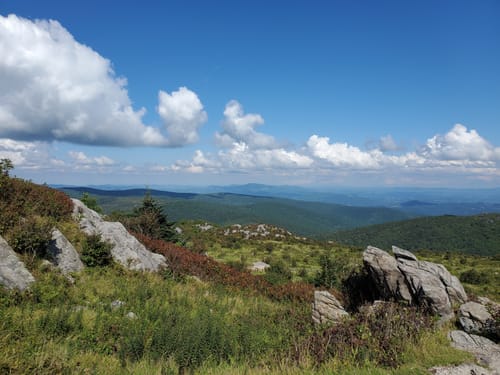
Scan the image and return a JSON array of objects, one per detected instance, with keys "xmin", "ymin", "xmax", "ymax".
[
  {"xmin": 72, "ymin": 199, "xmax": 167, "ymax": 272},
  {"xmin": 363, "ymin": 246, "xmax": 413, "ymax": 303},
  {"xmin": 459, "ymin": 301, "xmax": 495, "ymax": 336},
  {"xmin": 0, "ymin": 235, "xmax": 35, "ymax": 291},
  {"xmin": 430, "ymin": 363, "xmax": 494, "ymax": 375},
  {"xmin": 312, "ymin": 290, "xmax": 349, "ymax": 324},
  {"xmin": 363, "ymin": 246, "xmax": 467, "ymax": 319},
  {"xmin": 47, "ymin": 229, "xmax": 84, "ymax": 275},
  {"xmin": 398, "ymin": 259, "xmax": 454, "ymax": 319},
  {"xmin": 449, "ymin": 330, "xmax": 500, "ymax": 373}
]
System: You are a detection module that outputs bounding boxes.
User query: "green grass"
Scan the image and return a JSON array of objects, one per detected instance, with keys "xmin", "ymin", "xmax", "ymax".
[
  {"xmin": 0, "ymin": 264, "xmax": 312, "ymax": 374},
  {"xmin": 0, "ymin": 263, "xmax": 473, "ymax": 374},
  {"xmin": 0, "ymin": 175, "xmax": 495, "ymax": 374},
  {"xmin": 183, "ymin": 222, "xmax": 500, "ymax": 301}
]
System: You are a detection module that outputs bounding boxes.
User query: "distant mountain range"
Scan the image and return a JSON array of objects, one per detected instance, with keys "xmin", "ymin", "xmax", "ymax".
[
  {"xmin": 58, "ymin": 185, "xmax": 500, "ymax": 253},
  {"xmin": 57, "ymin": 183, "xmax": 500, "ymax": 216},
  {"xmin": 60, "ymin": 186, "xmax": 412, "ymax": 238}
]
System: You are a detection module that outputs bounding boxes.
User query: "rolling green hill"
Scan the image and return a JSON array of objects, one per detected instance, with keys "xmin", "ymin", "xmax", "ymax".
[
  {"xmin": 331, "ymin": 213, "xmax": 500, "ymax": 256},
  {"xmin": 60, "ymin": 187, "xmax": 412, "ymax": 238}
]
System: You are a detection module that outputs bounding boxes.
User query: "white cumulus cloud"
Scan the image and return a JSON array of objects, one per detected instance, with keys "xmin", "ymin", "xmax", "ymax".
[
  {"xmin": 0, "ymin": 138, "xmax": 64, "ymax": 169},
  {"xmin": 307, "ymin": 135, "xmax": 381, "ymax": 169},
  {"xmin": 307, "ymin": 124, "xmax": 500, "ymax": 173},
  {"xmin": 157, "ymin": 87, "xmax": 208, "ymax": 147},
  {"xmin": 68, "ymin": 151, "xmax": 115, "ymax": 166},
  {"xmin": 215, "ymin": 100, "xmax": 276, "ymax": 149},
  {"xmin": 378, "ymin": 134, "xmax": 399, "ymax": 152},
  {"xmin": 421, "ymin": 124, "xmax": 500, "ymax": 161},
  {"xmin": 0, "ymin": 14, "xmax": 204, "ymax": 147}
]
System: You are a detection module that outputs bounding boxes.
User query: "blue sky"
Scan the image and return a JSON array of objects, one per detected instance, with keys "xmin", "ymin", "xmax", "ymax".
[{"xmin": 0, "ymin": 0, "xmax": 499, "ymax": 187}]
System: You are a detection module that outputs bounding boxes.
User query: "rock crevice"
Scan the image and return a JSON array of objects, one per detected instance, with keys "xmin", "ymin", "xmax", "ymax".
[{"xmin": 363, "ymin": 245, "xmax": 467, "ymax": 319}]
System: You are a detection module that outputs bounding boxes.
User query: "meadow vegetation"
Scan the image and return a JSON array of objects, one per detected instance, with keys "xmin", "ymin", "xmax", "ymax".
[{"xmin": 0, "ymin": 163, "xmax": 494, "ymax": 373}]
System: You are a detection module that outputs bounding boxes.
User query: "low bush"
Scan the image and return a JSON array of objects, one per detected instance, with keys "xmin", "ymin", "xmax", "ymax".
[
  {"xmin": 460, "ymin": 268, "xmax": 489, "ymax": 285},
  {"xmin": 297, "ymin": 302, "xmax": 433, "ymax": 368},
  {"xmin": 81, "ymin": 234, "xmax": 113, "ymax": 267},
  {"xmin": 135, "ymin": 234, "xmax": 314, "ymax": 303},
  {"xmin": 5, "ymin": 216, "xmax": 53, "ymax": 259}
]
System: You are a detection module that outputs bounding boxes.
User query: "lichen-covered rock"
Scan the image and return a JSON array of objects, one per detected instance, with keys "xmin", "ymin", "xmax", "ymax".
[
  {"xmin": 312, "ymin": 290, "xmax": 349, "ymax": 324},
  {"xmin": 449, "ymin": 330, "xmax": 500, "ymax": 373},
  {"xmin": 459, "ymin": 302, "xmax": 494, "ymax": 334},
  {"xmin": 72, "ymin": 199, "xmax": 166, "ymax": 272},
  {"xmin": 363, "ymin": 246, "xmax": 467, "ymax": 320},
  {"xmin": 47, "ymin": 229, "xmax": 84, "ymax": 275},
  {"xmin": 0, "ymin": 235, "xmax": 35, "ymax": 291},
  {"xmin": 363, "ymin": 246, "xmax": 413, "ymax": 303}
]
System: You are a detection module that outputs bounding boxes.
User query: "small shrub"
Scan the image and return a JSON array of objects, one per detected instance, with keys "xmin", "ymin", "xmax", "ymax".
[
  {"xmin": 298, "ymin": 302, "xmax": 433, "ymax": 368},
  {"xmin": 81, "ymin": 234, "xmax": 113, "ymax": 267},
  {"xmin": 265, "ymin": 242, "xmax": 274, "ymax": 253},
  {"xmin": 6, "ymin": 216, "xmax": 53, "ymax": 258},
  {"xmin": 460, "ymin": 269, "xmax": 489, "ymax": 285},
  {"xmin": 264, "ymin": 261, "xmax": 293, "ymax": 285},
  {"xmin": 81, "ymin": 192, "xmax": 103, "ymax": 214}
]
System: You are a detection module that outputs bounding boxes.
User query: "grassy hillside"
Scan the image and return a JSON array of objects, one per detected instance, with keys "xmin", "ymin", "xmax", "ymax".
[
  {"xmin": 0, "ymin": 171, "xmax": 496, "ymax": 373},
  {"xmin": 60, "ymin": 187, "xmax": 412, "ymax": 238},
  {"xmin": 180, "ymin": 222, "xmax": 500, "ymax": 301},
  {"xmin": 331, "ymin": 214, "xmax": 500, "ymax": 256}
]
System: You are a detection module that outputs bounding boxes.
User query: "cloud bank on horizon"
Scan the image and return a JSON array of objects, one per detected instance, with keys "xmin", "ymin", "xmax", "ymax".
[{"xmin": 0, "ymin": 14, "xmax": 499, "ymax": 186}]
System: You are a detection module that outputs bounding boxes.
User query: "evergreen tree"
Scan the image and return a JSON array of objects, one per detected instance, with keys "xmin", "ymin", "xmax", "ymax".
[{"xmin": 130, "ymin": 191, "xmax": 178, "ymax": 242}]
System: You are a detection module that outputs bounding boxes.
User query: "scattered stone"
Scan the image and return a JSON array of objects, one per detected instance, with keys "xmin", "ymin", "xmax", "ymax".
[
  {"xmin": 430, "ymin": 363, "xmax": 494, "ymax": 375},
  {"xmin": 110, "ymin": 300, "xmax": 125, "ymax": 309},
  {"xmin": 126, "ymin": 311, "xmax": 137, "ymax": 320},
  {"xmin": 47, "ymin": 229, "xmax": 84, "ymax": 275},
  {"xmin": 197, "ymin": 223, "xmax": 213, "ymax": 231},
  {"xmin": 459, "ymin": 302, "xmax": 494, "ymax": 336},
  {"xmin": 312, "ymin": 290, "xmax": 349, "ymax": 325},
  {"xmin": 0, "ymin": 235, "xmax": 35, "ymax": 291},
  {"xmin": 249, "ymin": 261, "xmax": 270, "ymax": 272},
  {"xmin": 72, "ymin": 199, "xmax": 167, "ymax": 272},
  {"xmin": 449, "ymin": 330, "xmax": 500, "ymax": 373}
]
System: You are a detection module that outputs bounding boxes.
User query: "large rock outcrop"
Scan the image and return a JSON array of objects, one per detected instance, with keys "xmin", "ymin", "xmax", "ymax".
[
  {"xmin": 0, "ymin": 235, "xmax": 35, "ymax": 291},
  {"xmin": 47, "ymin": 229, "xmax": 84, "ymax": 275},
  {"xmin": 449, "ymin": 330, "xmax": 500, "ymax": 374},
  {"xmin": 363, "ymin": 245, "xmax": 467, "ymax": 319},
  {"xmin": 72, "ymin": 199, "xmax": 167, "ymax": 272},
  {"xmin": 312, "ymin": 290, "xmax": 349, "ymax": 324}
]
